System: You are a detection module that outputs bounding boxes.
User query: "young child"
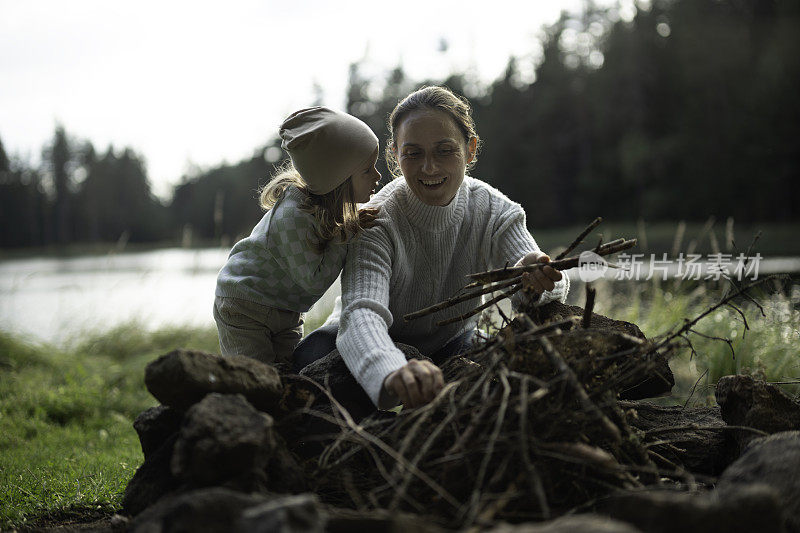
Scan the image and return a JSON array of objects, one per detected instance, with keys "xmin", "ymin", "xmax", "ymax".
[{"xmin": 214, "ymin": 106, "xmax": 381, "ymax": 368}]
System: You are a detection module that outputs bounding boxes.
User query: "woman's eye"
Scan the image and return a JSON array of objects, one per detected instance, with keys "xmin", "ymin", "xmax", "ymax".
[
  {"xmin": 404, "ymin": 151, "xmax": 421, "ymax": 158},
  {"xmin": 438, "ymin": 147, "xmax": 456, "ymax": 155}
]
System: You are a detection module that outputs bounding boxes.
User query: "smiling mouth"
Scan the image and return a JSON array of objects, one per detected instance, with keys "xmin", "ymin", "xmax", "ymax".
[{"xmin": 420, "ymin": 177, "xmax": 446, "ymax": 188}]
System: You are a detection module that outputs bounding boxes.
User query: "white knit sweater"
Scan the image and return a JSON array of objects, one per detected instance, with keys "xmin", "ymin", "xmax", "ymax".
[{"xmin": 329, "ymin": 176, "xmax": 570, "ymax": 407}]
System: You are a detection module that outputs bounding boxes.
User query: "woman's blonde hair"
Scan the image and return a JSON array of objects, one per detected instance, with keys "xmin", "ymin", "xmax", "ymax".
[{"xmin": 259, "ymin": 161, "xmax": 368, "ymax": 254}]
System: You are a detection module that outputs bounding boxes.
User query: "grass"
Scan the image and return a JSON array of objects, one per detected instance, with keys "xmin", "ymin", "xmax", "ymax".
[
  {"xmin": 0, "ymin": 323, "xmax": 220, "ymax": 529},
  {"xmin": 0, "ymin": 283, "xmax": 797, "ymax": 528},
  {"xmin": 588, "ymin": 277, "xmax": 800, "ymax": 404}
]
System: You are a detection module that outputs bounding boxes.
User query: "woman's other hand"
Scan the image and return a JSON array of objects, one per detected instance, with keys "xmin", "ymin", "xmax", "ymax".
[
  {"xmin": 518, "ymin": 251, "xmax": 563, "ymax": 299},
  {"xmin": 383, "ymin": 358, "xmax": 445, "ymax": 408},
  {"xmin": 357, "ymin": 206, "xmax": 380, "ymax": 228}
]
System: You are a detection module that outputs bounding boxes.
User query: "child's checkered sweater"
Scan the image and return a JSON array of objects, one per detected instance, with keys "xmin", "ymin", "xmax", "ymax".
[{"xmin": 215, "ymin": 186, "xmax": 346, "ymax": 312}]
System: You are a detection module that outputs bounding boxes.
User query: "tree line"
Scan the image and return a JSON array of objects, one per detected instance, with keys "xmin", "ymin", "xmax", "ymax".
[{"xmin": 1, "ymin": 0, "xmax": 797, "ymax": 249}]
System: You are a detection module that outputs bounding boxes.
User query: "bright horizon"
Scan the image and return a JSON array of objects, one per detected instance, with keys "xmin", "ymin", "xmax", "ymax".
[{"xmin": 0, "ymin": 0, "xmax": 628, "ymax": 199}]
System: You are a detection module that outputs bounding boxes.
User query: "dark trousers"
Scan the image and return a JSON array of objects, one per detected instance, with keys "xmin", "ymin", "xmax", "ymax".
[{"xmin": 292, "ymin": 324, "xmax": 477, "ymax": 373}]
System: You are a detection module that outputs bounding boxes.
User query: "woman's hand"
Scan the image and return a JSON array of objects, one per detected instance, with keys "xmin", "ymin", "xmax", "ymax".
[
  {"xmin": 357, "ymin": 207, "xmax": 380, "ymax": 228},
  {"xmin": 383, "ymin": 359, "xmax": 445, "ymax": 408},
  {"xmin": 518, "ymin": 251, "xmax": 563, "ymax": 299}
]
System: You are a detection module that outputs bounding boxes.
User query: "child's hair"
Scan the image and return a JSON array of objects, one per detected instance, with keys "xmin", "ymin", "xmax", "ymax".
[{"xmin": 259, "ymin": 161, "xmax": 370, "ymax": 254}]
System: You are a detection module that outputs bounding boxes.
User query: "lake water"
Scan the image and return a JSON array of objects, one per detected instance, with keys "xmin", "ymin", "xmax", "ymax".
[
  {"xmin": 1, "ymin": 247, "xmax": 797, "ymax": 345},
  {"xmin": 0, "ymin": 247, "xmax": 341, "ymax": 345}
]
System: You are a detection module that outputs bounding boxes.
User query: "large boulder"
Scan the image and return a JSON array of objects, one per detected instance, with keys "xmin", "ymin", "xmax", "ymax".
[
  {"xmin": 133, "ymin": 405, "xmax": 183, "ymax": 460},
  {"xmin": 129, "ymin": 487, "xmax": 270, "ymax": 533},
  {"xmin": 238, "ymin": 494, "xmax": 326, "ymax": 533},
  {"xmin": 325, "ymin": 507, "xmax": 448, "ymax": 533},
  {"xmin": 501, "ymin": 325, "xmax": 673, "ymax": 400},
  {"xmin": 527, "ymin": 301, "xmax": 646, "ymax": 339},
  {"xmin": 171, "ymin": 393, "xmax": 276, "ymax": 491},
  {"xmin": 716, "ymin": 431, "xmax": 800, "ymax": 533},
  {"xmin": 622, "ymin": 401, "xmax": 731, "ymax": 474},
  {"xmin": 487, "ymin": 515, "xmax": 642, "ymax": 533},
  {"xmin": 598, "ymin": 486, "xmax": 784, "ymax": 533},
  {"xmin": 145, "ymin": 349, "xmax": 283, "ymax": 412},
  {"xmin": 122, "ymin": 433, "xmax": 181, "ymax": 516},
  {"xmin": 520, "ymin": 301, "xmax": 673, "ymax": 400},
  {"xmin": 715, "ymin": 375, "xmax": 800, "ymax": 452}
]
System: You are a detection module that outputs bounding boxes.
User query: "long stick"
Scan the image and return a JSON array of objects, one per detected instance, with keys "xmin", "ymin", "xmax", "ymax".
[
  {"xmin": 403, "ymin": 275, "xmax": 522, "ymax": 322},
  {"xmin": 468, "ymin": 239, "xmax": 637, "ymax": 284},
  {"xmin": 405, "ymin": 235, "xmax": 636, "ymax": 324},
  {"xmin": 436, "ymin": 285, "xmax": 520, "ymax": 326},
  {"xmin": 555, "ymin": 217, "xmax": 603, "ymax": 260},
  {"xmin": 408, "ymin": 241, "xmax": 636, "ymax": 324}
]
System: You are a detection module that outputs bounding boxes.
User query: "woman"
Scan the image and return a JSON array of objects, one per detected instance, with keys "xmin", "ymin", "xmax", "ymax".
[{"xmin": 293, "ymin": 86, "xmax": 569, "ymax": 409}]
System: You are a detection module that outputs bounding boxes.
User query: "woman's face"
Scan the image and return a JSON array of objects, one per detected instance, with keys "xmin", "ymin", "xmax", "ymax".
[{"xmin": 394, "ymin": 109, "xmax": 476, "ymax": 206}]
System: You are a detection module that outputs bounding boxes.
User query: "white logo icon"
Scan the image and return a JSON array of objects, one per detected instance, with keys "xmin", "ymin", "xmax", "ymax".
[{"xmin": 577, "ymin": 251, "xmax": 608, "ymax": 282}]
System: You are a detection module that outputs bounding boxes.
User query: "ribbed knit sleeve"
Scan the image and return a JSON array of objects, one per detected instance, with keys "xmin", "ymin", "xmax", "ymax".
[
  {"xmin": 491, "ymin": 206, "xmax": 570, "ymax": 308},
  {"xmin": 336, "ymin": 227, "xmax": 408, "ymax": 408}
]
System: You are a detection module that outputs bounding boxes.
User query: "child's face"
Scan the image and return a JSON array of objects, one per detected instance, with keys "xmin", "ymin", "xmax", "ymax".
[{"xmin": 351, "ymin": 146, "xmax": 382, "ymax": 203}]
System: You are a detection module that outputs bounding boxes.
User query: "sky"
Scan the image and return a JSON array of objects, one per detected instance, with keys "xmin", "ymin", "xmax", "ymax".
[{"xmin": 0, "ymin": 0, "xmax": 626, "ymax": 199}]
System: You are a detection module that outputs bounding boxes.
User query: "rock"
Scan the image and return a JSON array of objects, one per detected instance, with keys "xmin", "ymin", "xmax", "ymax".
[
  {"xmin": 129, "ymin": 487, "xmax": 270, "ymax": 533},
  {"xmin": 264, "ymin": 433, "xmax": 309, "ymax": 494},
  {"xmin": 122, "ymin": 433, "xmax": 181, "ymax": 516},
  {"xmin": 517, "ymin": 302, "xmax": 674, "ymax": 399},
  {"xmin": 716, "ymin": 431, "xmax": 800, "ymax": 533},
  {"xmin": 325, "ymin": 507, "xmax": 448, "ymax": 533},
  {"xmin": 487, "ymin": 514, "xmax": 643, "ymax": 533},
  {"xmin": 171, "ymin": 393, "xmax": 275, "ymax": 491},
  {"xmin": 715, "ymin": 375, "xmax": 800, "ymax": 452},
  {"xmin": 238, "ymin": 493, "xmax": 327, "ymax": 533},
  {"xmin": 527, "ymin": 301, "xmax": 646, "ymax": 339},
  {"xmin": 298, "ymin": 343, "xmax": 427, "ymax": 421},
  {"xmin": 133, "ymin": 405, "xmax": 183, "ymax": 460},
  {"xmin": 598, "ymin": 486, "xmax": 783, "ymax": 533},
  {"xmin": 145, "ymin": 349, "xmax": 283, "ymax": 412},
  {"xmin": 622, "ymin": 401, "xmax": 732, "ymax": 474},
  {"xmin": 503, "ymin": 324, "xmax": 673, "ymax": 400}
]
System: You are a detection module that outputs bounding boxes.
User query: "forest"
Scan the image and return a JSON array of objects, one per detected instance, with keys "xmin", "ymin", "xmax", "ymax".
[{"xmin": 1, "ymin": 0, "xmax": 797, "ymax": 249}]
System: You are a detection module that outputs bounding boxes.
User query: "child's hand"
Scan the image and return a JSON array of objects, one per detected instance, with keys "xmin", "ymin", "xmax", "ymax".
[
  {"xmin": 518, "ymin": 251, "xmax": 563, "ymax": 299},
  {"xmin": 357, "ymin": 207, "xmax": 380, "ymax": 228}
]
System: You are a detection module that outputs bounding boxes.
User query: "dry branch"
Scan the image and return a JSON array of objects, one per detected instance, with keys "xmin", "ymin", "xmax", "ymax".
[
  {"xmin": 404, "ymin": 236, "xmax": 637, "ymax": 324},
  {"xmin": 554, "ymin": 216, "xmax": 603, "ymax": 260},
  {"xmin": 404, "ymin": 275, "xmax": 522, "ymax": 322}
]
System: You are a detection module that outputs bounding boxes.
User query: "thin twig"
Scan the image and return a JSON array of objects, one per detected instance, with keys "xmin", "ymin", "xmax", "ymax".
[
  {"xmin": 554, "ymin": 217, "xmax": 603, "ymax": 260},
  {"xmin": 463, "ymin": 367, "xmax": 512, "ymax": 526},
  {"xmin": 644, "ymin": 424, "xmax": 769, "ymax": 436},
  {"xmin": 468, "ymin": 239, "xmax": 637, "ymax": 284},
  {"xmin": 295, "ymin": 375, "xmax": 462, "ymax": 510},
  {"xmin": 404, "ymin": 275, "xmax": 522, "ymax": 322},
  {"xmin": 436, "ymin": 286, "xmax": 520, "ymax": 326},
  {"xmin": 682, "ymin": 368, "xmax": 709, "ymax": 409},
  {"xmin": 582, "ymin": 284, "xmax": 596, "ymax": 329},
  {"xmin": 518, "ymin": 375, "xmax": 551, "ymax": 519},
  {"xmin": 653, "ymin": 276, "xmax": 777, "ymax": 352},
  {"xmin": 538, "ymin": 335, "xmax": 622, "ymax": 444}
]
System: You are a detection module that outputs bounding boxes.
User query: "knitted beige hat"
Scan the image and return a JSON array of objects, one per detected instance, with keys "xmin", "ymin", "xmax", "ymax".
[{"xmin": 279, "ymin": 107, "xmax": 379, "ymax": 195}]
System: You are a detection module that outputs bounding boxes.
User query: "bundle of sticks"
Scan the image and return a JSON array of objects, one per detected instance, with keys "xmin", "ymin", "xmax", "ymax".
[{"xmin": 404, "ymin": 217, "xmax": 637, "ymax": 326}]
